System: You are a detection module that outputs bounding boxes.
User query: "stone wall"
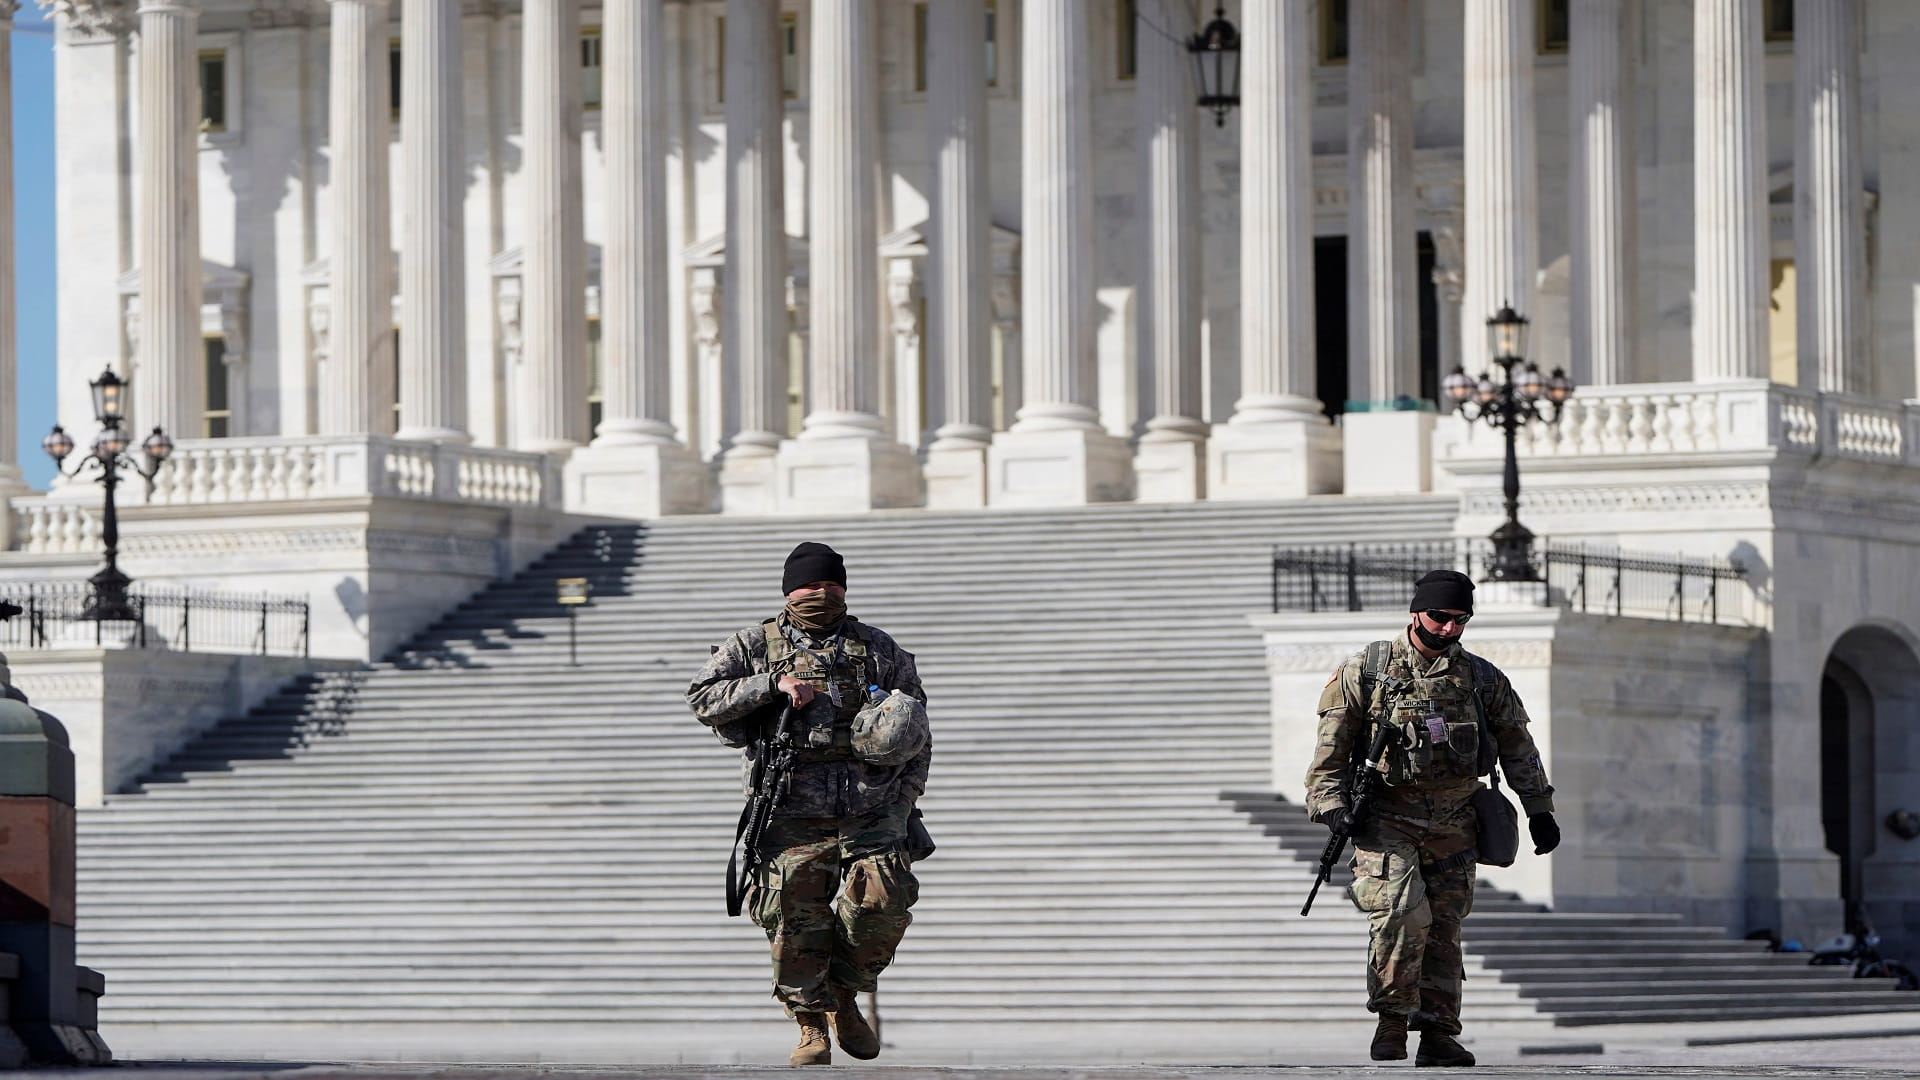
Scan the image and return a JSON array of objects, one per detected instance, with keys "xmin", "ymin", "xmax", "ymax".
[{"xmin": 1253, "ymin": 606, "xmax": 1762, "ymax": 927}]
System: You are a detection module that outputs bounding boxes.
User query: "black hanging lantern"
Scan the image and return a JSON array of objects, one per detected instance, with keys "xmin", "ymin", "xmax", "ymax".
[{"xmin": 1189, "ymin": 5, "xmax": 1240, "ymax": 128}]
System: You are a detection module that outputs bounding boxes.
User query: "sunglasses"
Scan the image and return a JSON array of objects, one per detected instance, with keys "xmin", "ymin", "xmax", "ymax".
[{"xmin": 1418, "ymin": 609, "xmax": 1473, "ymax": 627}]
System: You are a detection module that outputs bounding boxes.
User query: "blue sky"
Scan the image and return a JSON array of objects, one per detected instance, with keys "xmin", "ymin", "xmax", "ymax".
[{"xmin": 13, "ymin": 6, "xmax": 55, "ymax": 489}]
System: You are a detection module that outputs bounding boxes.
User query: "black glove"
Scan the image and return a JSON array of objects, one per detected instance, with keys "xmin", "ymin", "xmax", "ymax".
[
  {"xmin": 1530, "ymin": 812, "xmax": 1561, "ymax": 855},
  {"xmin": 1322, "ymin": 806, "xmax": 1352, "ymax": 836}
]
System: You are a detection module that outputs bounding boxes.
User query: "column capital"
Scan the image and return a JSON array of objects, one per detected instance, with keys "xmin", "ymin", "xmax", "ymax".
[{"xmin": 37, "ymin": 0, "xmax": 132, "ymax": 36}]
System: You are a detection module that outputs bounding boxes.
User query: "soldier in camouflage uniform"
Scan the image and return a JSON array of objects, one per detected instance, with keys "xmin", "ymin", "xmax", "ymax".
[
  {"xmin": 687, "ymin": 542, "xmax": 930, "ymax": 1066},
  {"xmin": 1305, "ymin": 570, "xmax": 1560, "ymax": 1067}
]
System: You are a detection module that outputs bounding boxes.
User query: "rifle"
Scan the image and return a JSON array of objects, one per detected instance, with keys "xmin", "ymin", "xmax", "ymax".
[
  {"xmin": 726, "ymin": 703, "xmax": 799, "ymax": 917},
  {"xmin": 1300, "ymin": 720, "xmax": 1396, "ymax": 917}
]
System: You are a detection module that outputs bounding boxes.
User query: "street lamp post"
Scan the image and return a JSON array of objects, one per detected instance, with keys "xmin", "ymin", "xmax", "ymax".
[
  {"xmin": 42, "ymin": 368, "xmax": 176, "ymax": 622},
  {"xmin": 1444, "ymin": 306, "xmax": 1574, "ymax": 581}
]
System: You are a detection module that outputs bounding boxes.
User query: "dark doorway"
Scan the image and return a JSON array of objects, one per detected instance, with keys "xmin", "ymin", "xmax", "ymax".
[
  {"xmin": 1820, "ymin": 660, "xmax": 1875, "ymax": 935},
  {"xmin": 1312, "ymin": 232, "xmax": 1441, "ymax": 419}
]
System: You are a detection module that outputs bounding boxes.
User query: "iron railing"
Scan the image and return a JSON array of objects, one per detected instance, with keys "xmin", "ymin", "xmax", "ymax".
[
  {"xmin": 0, "ymin": 582, "xmax": 311, "ymax": 657},
  {"xmin": 1272, "ymin": 540, "xmax": 1749, "ymax": 625}
]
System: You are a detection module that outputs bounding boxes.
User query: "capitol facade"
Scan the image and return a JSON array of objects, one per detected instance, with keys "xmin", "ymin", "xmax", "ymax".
[{"xmin": 4, "ymin": 0, "xmax": 1919, "ymax": 965}]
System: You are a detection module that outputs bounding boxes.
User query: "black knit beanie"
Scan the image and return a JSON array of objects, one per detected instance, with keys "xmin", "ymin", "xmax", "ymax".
[
  {"xmin": 1409, "ymin": 569, "xmax": 1475, "ymax": 614},
  {"xmin": 782, "ymin": 542, "xmax": 847, "ymax": 594}
]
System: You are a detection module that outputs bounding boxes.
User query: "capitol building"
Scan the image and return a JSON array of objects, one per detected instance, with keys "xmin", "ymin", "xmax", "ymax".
[{"xmin": 2, "ymin": 0, "xmax": 1919, "ymax": 1058}]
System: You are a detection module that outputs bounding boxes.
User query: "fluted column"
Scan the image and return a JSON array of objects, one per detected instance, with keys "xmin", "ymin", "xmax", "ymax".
[
  {"xmin": 136, "ymin": 0, "xmax": 205, "ymax": 437},
  {"xmin": 1795, "ymin": 0, "xmax": 1866, "ymax": 394},
  {"xmin": 1013, "ymin": 0, "xmax": 1097, "ymax": 431},
  {"xmin": 517, "ymin": 0, "xmax": 588, "ymax": 451},
  {"xmin": 598, "ymin": 0, "xmax": 676, "ymax": 444},
  {"xmin": 396, "ymin": 0, "xmax": 468, "ymax": 443},
  {"xmin": 1347, "ymin": 0, "xmax": 1415, "ymax": 403},
  {"xmin": 1135, "ymin": 0, "xmax": 1202, "ymax": 438},
  {"xmin": 773, "ymin": 0, "xmax": 918, "ymax": 511},
  {"xmin": 801, "ymin": 0, "xmax": 884, "ymax": 439},
  {"xmin": 1570, "ymin": 0, "xmax": 1636, "ymax": 386},
  {"xmin": 1693, "ymin": 0, "xmax": 1769, "ymax": 382},
  {"xmin": 1131, "ymin": 0, "xmax": 1204, "ymax": 501},
  {"xmin": 1234, "ymin": 1, "xmax": 1317, "ymax": 420},
  {"xmin": 322, "ymin": 0, "xmax": 394, "ymax": 435},
  {"xmin": 1463, "ymin": 0, "xmax": 1538, "ymax": 367},
  {"xmin": 721, "ymin": 0, "xmax": 787, "ymax": 464},
  {"xmin": 987, "ymin": 0, "xmax": 1129, "ymax": 505},
  {"xmin": 1211, "ymin": 1, "xmax": 1337, "ymax": 498},
  {"xmin": 926, "ymin": 0, "xmax": 991, "ymax": 453},
  {"xmin": 1343, "ymin": 0, "xmax": 1431, "ymax": 496},
  {"xmin": 561, "ymin": 0, "xmax": 709, "ymax": 516}
]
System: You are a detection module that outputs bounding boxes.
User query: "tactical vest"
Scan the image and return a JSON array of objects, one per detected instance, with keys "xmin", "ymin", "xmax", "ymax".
[
  {"xmin": 762, "ymin": 618, "xmax": 873, "ymax": 762},
  {"xmin": 1358, "ymin": 640, "xmax": 1500, "ymax": 786}
]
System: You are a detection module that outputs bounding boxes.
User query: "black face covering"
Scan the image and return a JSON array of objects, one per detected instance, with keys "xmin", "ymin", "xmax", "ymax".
[
  {"xmin": 784, "ymin": 590, "xmax": 847, "ymax": 633},
  {"xmin": 1413, "ymin": 621, "xmax": 1461, "ymax": 652}
]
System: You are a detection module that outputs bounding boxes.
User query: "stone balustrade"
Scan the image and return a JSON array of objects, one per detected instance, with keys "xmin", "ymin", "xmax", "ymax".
[
  {"xmin": 8, "ymin": 436, "xmax": 563, "ymax": 555},
  {"xmin": 1442, "ymin": 380, "xmax": 1918, "ymax": 467}
]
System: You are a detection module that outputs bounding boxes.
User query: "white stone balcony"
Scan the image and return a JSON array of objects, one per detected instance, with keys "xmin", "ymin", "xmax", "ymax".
[
  {"xmin": 10, "ymin": 435, "xmax": 563, "ymax": 555},
  {"xmin": 1439, "ymin": 378, "xmax": 1919, "ymax": 467}
]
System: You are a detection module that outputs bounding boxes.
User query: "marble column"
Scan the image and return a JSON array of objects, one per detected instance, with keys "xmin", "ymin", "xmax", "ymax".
[
  {"xmin": 1693, "ymin": 0, "xmax": 1769, "ymax": 383},
  {"xmin": 988, "ymin": 0, "xmax": 1131, "ymax": 506},
  {"xmin": 136, "ymin": 0, "xmax": 206, "ymax": 438},
  {"xmin": 1210, "ymin": 0, "xmax": 1339, "ymax": 499},
  {"xmin": 923, "ymin": 0, "xmax": 993, "ymax": 508},
  {"xmin": 1131, "ymin": 0, "xmax": 1205, "ymax": 503},
  {"xmin": 396, "ymin": 0, "xmax": 467, "ymax": 443},
  {"xmin": 1344, "ymin": 0, "xmax": 1430, "ymax": 494},
  {"xmin": 566, "ymin": 0, "xmax": 708, "ymax": 515},
  {"xmin": 1462, "ymin": 0, "xmax": 1539, "ymax": 368},
  {"xmin": 718, "ymin": 0, "xmax": 787, "ymax": 513},
  {"xmin": 321, "ymin": 0, "xmax": 395, "ymax": 435},
  {"xmin": 775, "ymin": 0, "xmax": 918, "ymax": 511},
  {"xmin": 518, "ymin": 0, "xmax": 588, "ymax": 452},
  {"xmin": 1570, "ymin": 0, "xmax": 1636, "ymax": 386},
  {"xmin": 1795, "ymin": 0, "xmax": 1866, "ymax": 395}
]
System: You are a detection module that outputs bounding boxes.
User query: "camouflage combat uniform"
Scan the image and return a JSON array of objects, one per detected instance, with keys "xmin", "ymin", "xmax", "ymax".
[
  {"xmin": 1305, "ymin": 632, "xmax": 1553, "ymax": 1036},
  {"xmin": 687, "ymin": 614, "xmax": 930, "ymax": 1016}
]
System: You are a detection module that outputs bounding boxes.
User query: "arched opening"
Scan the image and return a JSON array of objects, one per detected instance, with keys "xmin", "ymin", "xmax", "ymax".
[{"xmin": 1821, "ymin": 625, "xmax": 1920, "ymax": 960}]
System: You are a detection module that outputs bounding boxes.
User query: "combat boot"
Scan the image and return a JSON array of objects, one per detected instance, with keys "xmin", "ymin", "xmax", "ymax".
[
  {"xmin": 790, "ymin": 1013, "xmax": 832, "ymax": 1066},
  {"xmin": 1370, "ymin": 1013, "xmax": 1409, "ymax": 1061},
  {"xmin": 831, "ymin": 986, "xmax": 882, "ymax": 1060},
  {"xmin": 1414, "ymin": 1031, "xmax": 1476, "ymax": 1067}
]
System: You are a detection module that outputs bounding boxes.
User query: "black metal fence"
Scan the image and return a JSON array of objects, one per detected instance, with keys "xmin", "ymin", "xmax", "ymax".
[
  {"xmin": 0, "ymin": 582, "xmax": 310, "ymax": 657},
  {"xmin": 1272, "ymin": 540, "xmax": 1748, "ymax": 625}
]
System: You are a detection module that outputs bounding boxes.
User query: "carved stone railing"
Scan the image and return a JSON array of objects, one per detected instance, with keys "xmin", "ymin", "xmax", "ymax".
[
  {"xmin": 1441, "ymin": 380, "xmax": 1919, "ymax": 467},
  {"xmin": 8, "ymin": 436, "xmax": 563, "ymax": 554}
]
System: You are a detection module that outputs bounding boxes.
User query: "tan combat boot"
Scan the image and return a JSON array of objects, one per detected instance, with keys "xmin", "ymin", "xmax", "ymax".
[
  {"xmin": 790, "ymin": 1012, "xmax": 832, "ymax": 1066},
  {"xmin": 831, "ymin": 986, "xmax": 881, "ymax": 1060},
  {"xmin": 1415, "ymin": 1031, "xmax": 1476, "ymax": 1067},
  {"xmin": 1370, "ymin": 1013, "xmax": 1409, "ymax": 1061}
]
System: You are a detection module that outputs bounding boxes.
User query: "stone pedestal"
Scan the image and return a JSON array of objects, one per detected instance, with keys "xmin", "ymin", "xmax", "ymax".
[
  {"xmin": 563, "ymin": 442, "xmax": 711, "ymax": 518},
  {"xmin": 923, "ymin": 444, "xmax": 988, "ymax": 509},
  {"xmin": 988, "ymin": 427, "xmax": 1132, "ymax": 508},
  {"xmin": 1133, "ymin": 433, "xmax": 1206, "ymax": 504},
  {"xmin": 1341, "ymin": 410, "xmax": 1435, "ymax": 495},
  {"xmin": 774, "ymin": 437, "xmax": 920, "ymax": 514},
  {"xmin": 1208, "ymin": 411, "xmax": 1342, "ymax": 500},
  {"xmin": 718, "ymin": 447, "xmax": 780, "ymax": 516}
]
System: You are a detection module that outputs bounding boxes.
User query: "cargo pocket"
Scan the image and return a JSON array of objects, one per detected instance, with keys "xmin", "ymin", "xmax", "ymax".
[
  {"xmin": 1348, "ymin": 849, "xmax": 1393, "ymax": 913},
  {"xmin": 748, "ymin": 862, "xmax": 784, "ymax": 931},
  {"xmin": 844, "ymin": 850, "xmax": 920, "ymax": 916}
]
